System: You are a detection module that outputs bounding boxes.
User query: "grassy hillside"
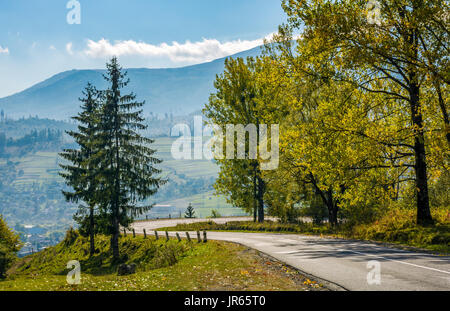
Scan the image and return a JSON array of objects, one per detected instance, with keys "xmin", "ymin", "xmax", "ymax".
[
  {"xmin": 1, "ymin": 138, "xmax": 219, "ymax": 185},
  {"xmin": 152, "ymin": 137, "xmax": 219, "ymax": 179},
  {"xmin": 1, "ymin": 230, "xmax": 323, "ymax": 291}
]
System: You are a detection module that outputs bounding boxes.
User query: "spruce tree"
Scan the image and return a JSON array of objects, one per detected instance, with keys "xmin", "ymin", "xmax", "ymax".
[
  {"xmin": 96, "ymin": 57, "xmax": 165, "ymax": 260},
  {"xmin": 59, "ymin": 83, "xmax": 101, "ymax": 256},
  {"xmin": 184, "ymin": 203, "xmax": 196, "ymax": 219}
]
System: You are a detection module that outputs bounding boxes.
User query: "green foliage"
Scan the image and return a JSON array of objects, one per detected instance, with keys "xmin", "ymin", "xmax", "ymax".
[
  {"xmin": 0, "ymin": 128, "xmax": 65, "ymax": 159},
  {"xmin": 208, "ymin": 209, "xmax": 222, "ymax": 219},
  {"xmin": 60, "ymin": 83, "xmax": 102, "ymax": 254},
  {"xmin": 160, "ymin": 220, "xmax": 333, "ymax": 235},
  {"xmin": 59, "ymin": 57, "xmax": 167, "ymax": 259},
  {"xmin": 202, "ymin": 0, "xmax": 449, "ymax": 230},
  {"xmin": 299, "ymin": 195, "xmax": 328, "ymax": 226},
  {"xmin": 62, "ymin": 227, "xmax": 79, "ymax": 246},
  {"xmin": 0, "ymin": 215, "xmax": 22, "ymax": 278},
  {"xmin": 349, "ymin": 208, "xmax": 450, "ymax": 253},
  {"xmin": 98, "ymin": 57, "xmax": 165, "ymax": 227},
  {"xmin": 0, "ymin": 243, "xmax": 16, "ymax": 279},
  {"xmin": 203, "ymin": 57, "xmax": 276, "ymax": 222},
  {"xmin": 429, "ymin": 171, "xmax": 450, "ymax": 209},
  {"xmin": 279, "ymin": 0, "xmax": 449, "ymax": 225},
  {"xmin": 184, "ymin": 203, "xmax": 196, "ymax": 219},
  {"xmin": 160, "ymin": 209, "xmax": 450, "ymax": 254}
]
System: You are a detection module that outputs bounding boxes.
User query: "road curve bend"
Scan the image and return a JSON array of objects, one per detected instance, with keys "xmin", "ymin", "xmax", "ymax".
[{"xmin": 132, "ymin": 219, "xmax": 450, "ymax": 291}]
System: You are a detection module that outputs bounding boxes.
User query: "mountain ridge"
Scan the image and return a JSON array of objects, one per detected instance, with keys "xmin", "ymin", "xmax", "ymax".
[{"xmin": 0, "ymin": 46, "xmax": 263, "ymax": 120}]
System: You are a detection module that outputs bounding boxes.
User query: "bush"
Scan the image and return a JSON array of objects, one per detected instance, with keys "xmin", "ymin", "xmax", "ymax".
[
  {"xmin": 298, "ymin": 195, "xmax": 328, "ymax": 225},
  {"xmin": 0, "ymin": 215, "xmax": 22, "ymax": 278},
  {"xmin": 63, "ymin": 227, "xmax": 79, "ymax": 246},
  {"xmin": 0, "ymin": 242, "xmax": 16, "ymax": 279},
  {"xmin": 208, "ymin": 209, "xmax": 221, "ymax": 219}
]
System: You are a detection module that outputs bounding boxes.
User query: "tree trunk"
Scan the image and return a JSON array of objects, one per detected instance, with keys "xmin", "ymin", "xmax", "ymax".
[
  {"xmin": 328, "ymin": 208, "xmax": 338, "ymax": 226},
  {"xmin": 309, "ymin": 174, "xmax": 338, "ymax": 226},
  {"xmin": 253, "ymin": 164, "xmax": 257, "ymax": 222},
  {"xmin": 257, "ymin": 174, "xmax": 265, "ymax": 223},
  {"xmin": 409, "ymin": 82, "xmax": 433, "ymax": 225},
  {"xmin": 112, "ymin": 97, "xmax": 121, "ymax": 260},
  {"xmin": 89, "ymin": 205, "xmax": 95, "ymax": 257},
  {"xmin": 111, "ymin": 214, "xmax": 120, "ymax": 260},
  {"xmin": 326, "ymin": 190, "xmax": 338, "ymax": 226}
]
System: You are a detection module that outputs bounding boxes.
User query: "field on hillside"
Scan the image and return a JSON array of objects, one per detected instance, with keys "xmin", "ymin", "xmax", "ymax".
[
  {"xmin": 0, "ymin": 137, "xmax": 242, "ymax": 227},
  {"xmin": 1, "ymin": 138, "xmax": 219, "ymax": 183},
  {"xmin": 158, "ymin": 191, "xmax": 246, "ymax": 219},
  {"xmin": 1, "ymin": 152, "xmax": 61, "ymax": 185},
  {"xmin": 153, "ymin": 137, "xmax": 219, "ymax": 178}
]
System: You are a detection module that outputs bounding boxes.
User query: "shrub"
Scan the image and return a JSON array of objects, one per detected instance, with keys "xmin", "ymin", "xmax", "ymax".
[
  {"xmin": 63, "ymin": 227, "xmax": 79, "ymax": 246},
  {"xmin": 0, "ymin": 215, "xmax": 22, "ymax": 278},
  {"xmin": 208, "ymin": 209, "xmax": 221, "ymax": 219}
]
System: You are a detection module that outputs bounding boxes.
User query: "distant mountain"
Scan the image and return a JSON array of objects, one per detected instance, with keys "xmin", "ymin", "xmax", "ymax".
[{"xmin": 0, "ymin": 47, "xmax": 263, "ymax": 120}]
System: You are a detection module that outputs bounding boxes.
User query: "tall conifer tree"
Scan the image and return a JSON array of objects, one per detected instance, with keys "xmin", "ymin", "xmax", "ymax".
[
  {"xmin": 97, "ymin": 57, "xmax": 165, "ymax": 259},
  {"xmin": 60, "ymin": 83, "xmax": 101, "ymax": 256}
]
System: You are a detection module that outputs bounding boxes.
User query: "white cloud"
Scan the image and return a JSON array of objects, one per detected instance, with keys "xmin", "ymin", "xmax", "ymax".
[
  {"xmin": 49, "ymin": 45, "xmax": 56, "ymax": 51},
  {"xmin": 0, "ymin": 46, "xmax": 9, "ymax": 54},
  {"xmin": 83, "ymin": 34, "xmax": 275, "ymax": 63},
  {"xmin": 66, "ymin": 42, "xmax": 74, "ymax": 55}
]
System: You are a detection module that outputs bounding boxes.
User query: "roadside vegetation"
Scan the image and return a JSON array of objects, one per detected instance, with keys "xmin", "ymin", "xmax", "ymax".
[
  {"xmin": 159, "ymin": 209, "xmax": 450, "ymax": 254},
  {"xmin": 1, "ymin": 229, "xmax": 323, "ymax": 291},
  {"xmin": 201, "ymin": 0, "xmax": 449, "ymax": 254}
]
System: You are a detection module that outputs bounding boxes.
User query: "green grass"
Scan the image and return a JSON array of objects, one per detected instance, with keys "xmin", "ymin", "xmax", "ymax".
[
  {"xmin": 0, "ymin": 230, "xmax": 319, "ymax": 291},
  {"xmin": 158, "ymin": 209, "xmax": 450, "ymax": 255}
]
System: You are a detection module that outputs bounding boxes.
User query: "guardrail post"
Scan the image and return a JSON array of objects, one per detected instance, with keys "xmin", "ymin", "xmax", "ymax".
[
  {"xmin": 186, "ymin": 232, "xmax": 191, "ymax": 242},
  {"xmin": 143, "ymin": 228, "xmax": 147, "ymax": 239},
  {"xmin": 176, "ymin": 232, "xmax": 181, "ymax": 242},
  {"xmin": 197, "ymin": 231, "xmax": 201, "ymax": 243},
  {"xmin": 203, "ymin": 231, "xmax": 207, "ymax": 243},
  {"xmin": 132, "ymin": 228, "xmax": 136, "ymax": 238},
  {"xmin": 165, "ymin": 231, "xmax": 170, "ymax": 241},
  {"xmin": 155, "ymin": 231, "xmax": 159, "ymax": 240},
  {"xmin": 123, "ymin": 228, "xmax": 127, "ymax": 237}
]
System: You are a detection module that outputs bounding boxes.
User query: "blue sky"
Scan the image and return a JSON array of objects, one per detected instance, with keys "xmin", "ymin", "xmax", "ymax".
[{"xmin": 0, "ymin": 0, "xmax": 286, "ymax": 97}]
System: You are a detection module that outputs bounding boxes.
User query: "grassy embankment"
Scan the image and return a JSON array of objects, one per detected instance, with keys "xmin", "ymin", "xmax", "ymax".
[
  {"xmin": 159, "ymin": 209, "xmax": 450, "ymax": 254},
  {"xmin": 0, "ymin": 230, "xmax": 324, "ymax": 291}
]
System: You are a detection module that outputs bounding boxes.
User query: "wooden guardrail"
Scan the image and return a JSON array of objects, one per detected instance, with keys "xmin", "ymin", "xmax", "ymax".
[{"xmin": 122, "ymin": 229, "xmax": 208, "ymax": 243}]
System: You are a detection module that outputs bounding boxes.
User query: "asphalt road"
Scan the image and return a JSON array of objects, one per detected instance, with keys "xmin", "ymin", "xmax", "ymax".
[{"xmin": 132, "ymin": 218, "xmax": 450, "ymax": 291}]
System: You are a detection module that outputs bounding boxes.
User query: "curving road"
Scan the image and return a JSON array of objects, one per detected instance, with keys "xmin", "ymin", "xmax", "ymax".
[{"xmin": 132, "ymin": 218, "xmax": 450, "ymax": 291}]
